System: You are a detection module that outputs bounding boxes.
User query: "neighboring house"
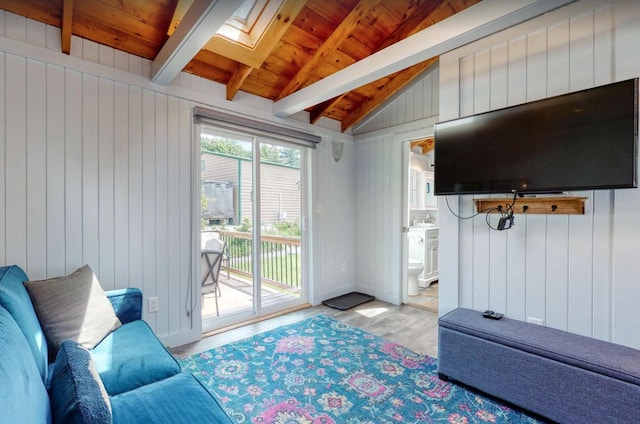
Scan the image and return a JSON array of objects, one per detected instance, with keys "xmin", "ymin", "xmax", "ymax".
[{"xmin": 201, "ymin": 151, "xmax": 301, "ymax": 226}]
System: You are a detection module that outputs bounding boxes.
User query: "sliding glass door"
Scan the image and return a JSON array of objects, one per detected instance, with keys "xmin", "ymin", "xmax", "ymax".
[{"xmin": 199, "ymin": 126, "xmax": 307, "ymax": 331}]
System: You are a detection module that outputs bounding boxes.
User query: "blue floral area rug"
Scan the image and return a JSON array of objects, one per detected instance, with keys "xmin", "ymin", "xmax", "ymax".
[{"xmin": 179, "ymin": 314, "xmax": 540, "ymax": 423}]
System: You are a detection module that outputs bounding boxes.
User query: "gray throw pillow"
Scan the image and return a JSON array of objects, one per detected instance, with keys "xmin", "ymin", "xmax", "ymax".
[{"xmin": 24, "ymin": 265, "xmax": 121, "ymax": 352}]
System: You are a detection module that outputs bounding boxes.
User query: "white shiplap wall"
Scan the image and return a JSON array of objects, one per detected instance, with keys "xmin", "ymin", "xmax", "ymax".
[
  {"xmin": 352, "ymin": 66, "xmax": 440, "ymax": 304},
  {"xmin": 439, "ymin": 0, "xmax": 640, "ymax": 348},
  {"xmin": 0, "ymin": 11, "xmax": 357, "ymax": 346},
  {"xmin": 0, "ymin": 51, "xmax": 197, "ymax": 344}
]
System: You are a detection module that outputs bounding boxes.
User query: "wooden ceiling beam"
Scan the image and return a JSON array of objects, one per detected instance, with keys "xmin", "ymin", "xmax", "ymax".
[
  {"xmin": 273, "ymin": 0, "xmax": 575, "ymax": 117},
  {"xmin": 341, "ymin": 58, "xmax": 436, "ymax": 131},
  {"xmin": 411, "ymin": 137, "xmax": 435, "ymax": 155},
  {"xmin": 227, "ymin": 63, "xmax": 254, "ymax": 101},
  {"xmin": 275, "ymin": 0, "xmax": 383, "ymax": 102},
  {"xmin": 61, "ymin": 0, "xmax": 73, "ymax": 55},
  {"xmin": 308, "ymin": 0, "xmax": 453, "ymax": 125},
  {"xmin": 151, "ymin": 0, "xmax": 238, "ymax": 85}
]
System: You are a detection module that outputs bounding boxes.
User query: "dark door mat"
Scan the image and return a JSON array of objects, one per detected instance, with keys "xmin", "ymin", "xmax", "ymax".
[{"xmin": 322, "ymin": 292, "xmax": 376, "ymax": 310}]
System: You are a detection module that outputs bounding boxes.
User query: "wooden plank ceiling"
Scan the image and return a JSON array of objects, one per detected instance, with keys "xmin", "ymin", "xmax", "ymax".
[{"xmin": 0, "ymin": 0, "xmax": 480, "ymax": 132}]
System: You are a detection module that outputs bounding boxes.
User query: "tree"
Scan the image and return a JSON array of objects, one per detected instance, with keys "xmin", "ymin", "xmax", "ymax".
[{"xmin": 201, "ymin": 135, "xmax": 300, "ymax": 168}]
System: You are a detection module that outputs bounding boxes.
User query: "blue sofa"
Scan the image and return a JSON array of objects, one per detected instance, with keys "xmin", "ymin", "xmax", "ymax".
[{"xmin": 0, "ymin": 265, "xmax": 233, "ymax": 424}]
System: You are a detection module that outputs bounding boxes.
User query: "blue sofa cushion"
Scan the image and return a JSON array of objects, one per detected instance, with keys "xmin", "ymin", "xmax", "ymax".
[
  {"xmin": 106, "ymin": 288, "xmax": 143, "ymax": 324},
  {"xmin": 0, "ymin": 305, "xmax": 51, "ymax": 424},
  {"xmin": 91, "ymin": 320, "xmax": 181, "ymax": 395},
  {"xmin": 49, "ymin": 340, "xmax": 112, "ymax": 424},
  {"xmin": 111, "ymin": 372, "xmax": 233, "ymax": 424},
  {"xmin": 0, "ymin": 265, "xmax": 48, "ymax": 382}
]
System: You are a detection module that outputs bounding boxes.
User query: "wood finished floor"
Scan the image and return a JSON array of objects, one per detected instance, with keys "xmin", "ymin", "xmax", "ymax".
[{"xmin": 171, "ymin": 300, "xmax": 439, "ymax": 359}]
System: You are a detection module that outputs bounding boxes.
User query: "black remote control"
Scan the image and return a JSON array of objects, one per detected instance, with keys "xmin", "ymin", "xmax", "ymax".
[{"xmin": 482, "ymin": 310, "xmax": 503, "ymax": 320}]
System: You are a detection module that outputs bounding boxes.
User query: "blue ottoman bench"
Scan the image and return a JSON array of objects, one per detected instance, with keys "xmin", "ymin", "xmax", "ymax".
[{"xmin": 438, "ymin": 308, "xmax": 640, "ymax": 423}]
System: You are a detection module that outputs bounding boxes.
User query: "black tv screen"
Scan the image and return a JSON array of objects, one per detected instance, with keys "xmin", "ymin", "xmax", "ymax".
[{"xmin": 434, "ymin": 78, "xmax": 638, "ymax": 195}]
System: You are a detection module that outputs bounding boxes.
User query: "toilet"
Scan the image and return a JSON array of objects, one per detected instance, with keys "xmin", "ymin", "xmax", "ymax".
[{"xmin": 408, "ymin": 259, "xmax": 424, "ymax": 296}]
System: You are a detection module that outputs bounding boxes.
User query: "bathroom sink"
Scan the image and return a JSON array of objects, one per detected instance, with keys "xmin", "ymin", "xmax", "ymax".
[{"xmin": 414, "ymin": 222, "xmax": 437, "ymax": 228}]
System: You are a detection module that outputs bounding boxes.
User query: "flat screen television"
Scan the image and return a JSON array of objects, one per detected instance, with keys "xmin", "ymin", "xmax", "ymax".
[{"xmin": 434, "ymin": 78, "xmax": 638, "ymax": 195}]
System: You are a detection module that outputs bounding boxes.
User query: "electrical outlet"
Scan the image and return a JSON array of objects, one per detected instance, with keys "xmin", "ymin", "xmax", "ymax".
[
  {"xmin": 148, "ymin": 297, "xmax": 159, "ymax": 313},
  {"xmin": 341, "ymin": 262, "xmax": 347, "ymax": 272},
  {"xmin": 527, "ymin": 317, "xmax": 544, "ymax": 326}
]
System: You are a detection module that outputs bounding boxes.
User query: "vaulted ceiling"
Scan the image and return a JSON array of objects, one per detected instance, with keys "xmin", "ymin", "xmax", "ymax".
[{"xmin": 0, "ymin": 1, "xmax": 571, "ymax": 132}]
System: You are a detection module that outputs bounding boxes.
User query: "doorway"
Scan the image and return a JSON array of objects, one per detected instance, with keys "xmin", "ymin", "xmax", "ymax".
[
  {"xmin": 403, "ymin": 138, "xmax": 439, "ymax": 313},
  {"xmin": 198, "ymin": 125, "xmax": 308, "ymax": 332}
]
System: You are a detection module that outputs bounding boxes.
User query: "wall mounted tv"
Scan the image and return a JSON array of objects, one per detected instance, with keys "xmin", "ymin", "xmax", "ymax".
[{"xmin": 434, "ymin": 78, "xmax": 638, "ymax": 195}]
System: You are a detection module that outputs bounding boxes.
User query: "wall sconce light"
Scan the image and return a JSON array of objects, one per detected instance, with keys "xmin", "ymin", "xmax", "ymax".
[{"xmin": 332, "ymin": 140, "xmax": 344, "ymax": 162}]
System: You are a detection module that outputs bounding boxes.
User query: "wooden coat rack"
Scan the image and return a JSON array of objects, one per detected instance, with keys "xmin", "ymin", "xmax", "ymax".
[{"xmin": 474, "ymin": 196, "xmax": 586, "ymax": 215}]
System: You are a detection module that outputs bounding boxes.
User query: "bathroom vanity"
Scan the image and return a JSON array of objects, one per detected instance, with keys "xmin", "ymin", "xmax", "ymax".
[{"xmin": 408, "ymin": 225, "xmax": 439, "ymax": 287}]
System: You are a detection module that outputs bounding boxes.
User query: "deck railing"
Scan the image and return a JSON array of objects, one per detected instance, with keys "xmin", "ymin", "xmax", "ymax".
[{"xmin": 216, "ymin": 230, "xmax": 301, "ymax": 292}]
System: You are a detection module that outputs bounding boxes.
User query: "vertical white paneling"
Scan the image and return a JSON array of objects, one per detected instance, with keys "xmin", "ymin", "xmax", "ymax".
[
  {"xmin": 592, "ymin": 190, "xmax": 612, "ymax": 341},
  {"xmin": 0, "ymin": 53, "xmax": 5, "ymax": 265},
  {"xmin": 507, "ymin": 36, "xmax": 527, "ymax": 106},
  {"xmin": 526, "ymin": 30, "xmax": 548, "ymax": 101},
  {"xmin": 567, "ymin": 201, "xmax": 594, "ymax": 336},
  {"xmin": 99, "ymin": 78, "xmax": 115, "ymax": 289},
  {"xmin": 178, "ymin": 98, "xmax": 194, "ymax": 335},
  {"xmin": 505, "ymin": 212, "xmax": 526, "ymax": 320},
  {"xmin": 26, "ymin": 59, "xmax": 47, "ymax": 279},
  {"xmin": 46, "ymin": 64, "xmax": 66, "ymax": 277},
  {"xmin": 412, "ymin": 80, "xmax": 422, "ymax": 122},
  {"xmin": 114, "ymin": 50, "xmax": 129, "ymax": 72},
  {"xmin": 82, "ymin": 75, "xmax": 99, "ymax": 269},
  {"xmin": 614, "ymin": 0, "xmax": 640, "ymax": 81},
  {"xmin": 431, "ymin": 66, "xmax": 439, "ymax": 115},
  {"xmin": 438, "ymin": 0, "xmax": 640, "ymax": 346},
  {"xmin": 457, "ymin": 53, "xmax": 477, "ymax": 308},
  {"xmin": 26, "ymin": 19, "xmax": 46, "ymax": 49},
  {"xmin": 114, "ymin": 83, "xmax": 129, "ymax": 288},
  {"xmin": 569, "ymin": 12, "xmax": 595, "ymax": 90},
  {"xmin": 547, "ymin": 22, "xmax": 570, "ymax": 97},
  {"xmin": 458, "ymin": 197, "xmax": 475, "ymax": 308},
  {"xmin": 354, "ymin": 65, "xmax": 440, "ymax": 134},
  {"xmin": 5, "ymin": 54, "xmax": 27, "ymax": 268},
  {"xmin": 0, "ymin": 11, "xmax": 5, "ymax": 37},
  {"xmin": 82, "ymin": 39, "xmax": 99, "ymax": 64},
  {"xmin": 355, "ymin": 136, "xmax": 396, "ymax": 299},
  {"xmin": 155, "ymin": 93, "xmax": 169, "ymax": 336},
  {"xmin": 611, "ymin": 1, "xmax": 640, "ymax": 345},
  {"xmin": 545, "ymin": 214, "xmax": 569, "ymax": 330},
  {"xmin": 167, "ymin": 96, "xmax": 181, "ymax": 336},
  {"xmin": 45, "ymin": 25, "xmax": 61, "ymax": 52},
  {"xmin": 1, "ymin": 12, "xmax": 361, "ymax": 346},
  {"xmin": 142, "ymin": 89, "xmax": 157, "ymax": 327},
  {"xmin": 474, "ymin": 49, "xmax": 491, "ymax": 113},
  {"xmin": 488, "ymin": 45, "xmax": 508, "ymax": 312},
  {"xmin": 459, "ymin": 56, "xmax": 474, "ymax": 117},
  {"xmin": 471, "ymin": 50, "xmax": 491, "ymax": 310},
  {"xmin": 5, "ymin": 12, "xmax": 26, "ymax": 42},
  {"xmin": 99, "ymin": 44, "xmax": 114, "ymax": 68},
  {"xmin": 128, "ymin": 55, "xmax": 143, "ymax": 76},
  {"xmin": 490, "ymin": 43, "xmax": 508, "ymax": 110},
  {"xmin": 594, "ymin": 4, "xmax": 614, "ymax": 85},
  {"xmin": 65, "ymin": 70, "xmax": 83, "ymax": 272},
  {"xmin": 544, "ymin": 22, "xmax": 570, "ymax": 329},
  {"xmin": 128, "ymin": 86, "xmax": 144, "ymax": 293},
  {"xmin": 421, "ymin": 76, "xmax": 432, "ymax": 118}
]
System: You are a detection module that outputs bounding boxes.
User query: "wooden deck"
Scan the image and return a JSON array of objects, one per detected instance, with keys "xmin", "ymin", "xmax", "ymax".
[{"xmin": 202, "ymin": 272, "xmax": 301, "ymax": 318}]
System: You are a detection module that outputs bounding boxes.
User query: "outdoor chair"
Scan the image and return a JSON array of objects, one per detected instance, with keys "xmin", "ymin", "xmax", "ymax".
[
  {"xmin": 201, "ymin": 231, "xmax": 230, "ymax": 279},
  {"xmin": 201, "ymin": 238, "xmax": 225, "ymax": 316}
]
